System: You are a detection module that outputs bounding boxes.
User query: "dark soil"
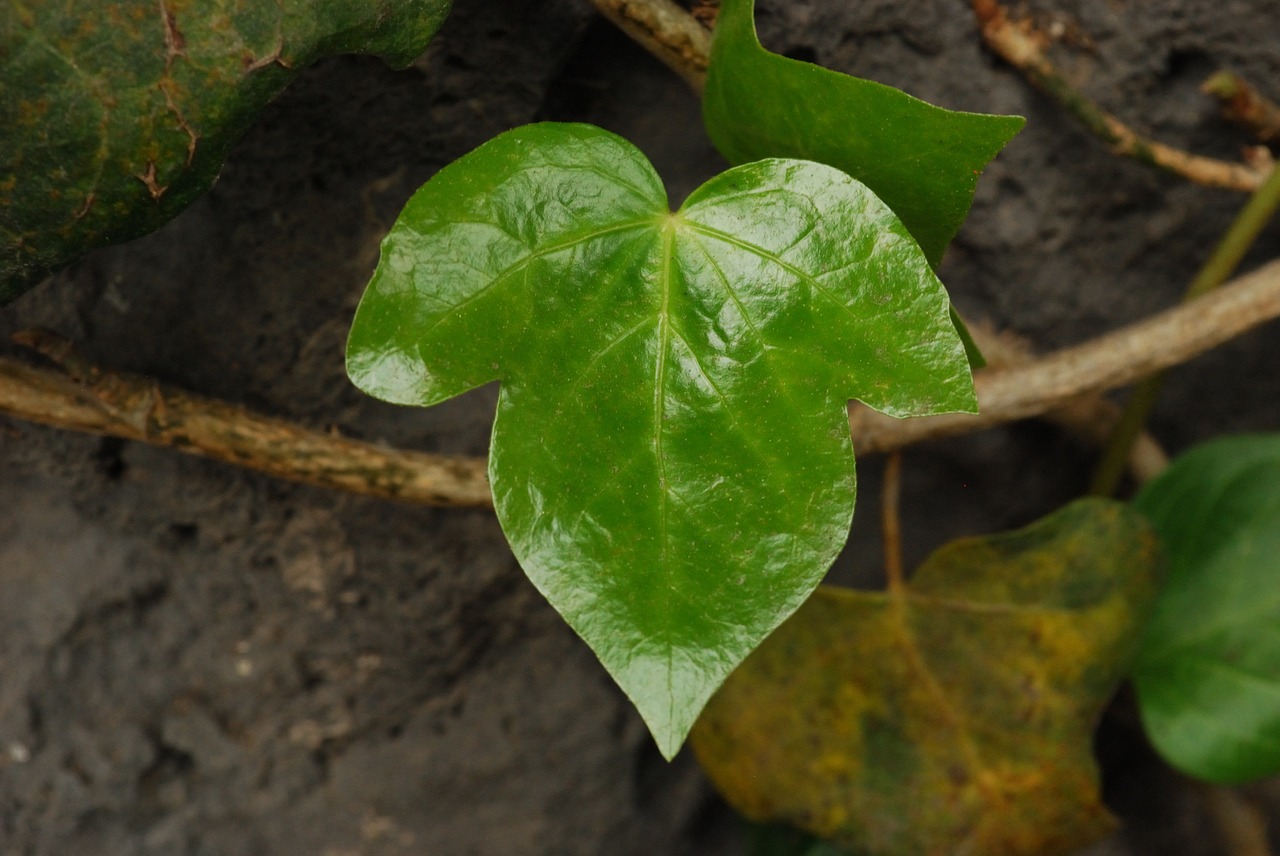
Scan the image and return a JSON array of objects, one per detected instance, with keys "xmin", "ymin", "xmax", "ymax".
[{"xmin": 3, "ymin": 0, "xmax": 1279, "ymax": 854}]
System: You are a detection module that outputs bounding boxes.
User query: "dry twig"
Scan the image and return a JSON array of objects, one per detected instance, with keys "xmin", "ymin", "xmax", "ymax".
[
  {"xmin": 971, "ymin": 0, "xmax": 1269, "ymax": 192},
  {"xmin": 965, "ymin": 324, "xmax": 1169, "ymax": 482},
  {"xmin": 0, "ymin": 334, "xmax": 492, "ymax": 508},
  {"xmin": 1204, "ymin": 71, "xmax": 1280, "ymax": 143}
]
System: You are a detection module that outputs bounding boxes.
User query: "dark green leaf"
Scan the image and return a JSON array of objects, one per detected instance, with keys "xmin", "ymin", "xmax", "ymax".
[
  {"xmin": 703, "ymin": 0, "xmax": 1024, "ymax": 269},
  {"xmin": 1133, "ymin": 434, "xmax": 1280, "ymax": 783},
  {"xmin": 693, "ymin": 499, "xmax": 1160, "ymax": 855},
  {"xmin": 1, "ymin": 0, "xmax": 451, "ymax": 303},
  {"xmin": 346, "ymin": 123, "xmax": 975, "ymax": 757}
]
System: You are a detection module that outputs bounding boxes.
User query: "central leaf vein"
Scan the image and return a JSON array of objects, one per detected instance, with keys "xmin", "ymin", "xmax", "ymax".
[{"xmin": 656, "ymin": 221, "xmax": 676, "ymax": 721}]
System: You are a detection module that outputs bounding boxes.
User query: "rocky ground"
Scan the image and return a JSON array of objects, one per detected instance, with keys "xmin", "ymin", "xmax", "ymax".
[{"xmin": 2, "ymin": 0, "xmax": 1279, "ymax": 853}]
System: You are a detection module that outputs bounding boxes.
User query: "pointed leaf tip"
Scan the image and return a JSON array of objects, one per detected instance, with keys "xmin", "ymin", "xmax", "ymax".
[{"xmin": 348, "ymin": 122, "xmax": 975, "ymax": 755}]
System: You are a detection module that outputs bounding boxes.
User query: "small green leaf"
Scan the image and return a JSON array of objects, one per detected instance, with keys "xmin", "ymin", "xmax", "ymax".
[
  {"xmin": 1, "ymin": 0, "xmax": 451, "ymax": 303},
  {"xmin": 1133, "ymin": 434, "xmax": 1280, "ymax": 783},
  {"xmin": 693, "ymin": 499, "xmax": 1160, "ymax": 855},
  {"xmin": 346, "ymin": 123, "xmax": 975, "ymax": 757},
  {"xmin": 703, "ymin": 0, "xmax": 1024, "ymax": 269}
]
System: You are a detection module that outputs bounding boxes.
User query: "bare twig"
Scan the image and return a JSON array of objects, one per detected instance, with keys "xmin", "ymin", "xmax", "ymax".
[
  {"xmin": 0, "ymin": 336, "xmax": 492, "ymax": 508},
  {"xmin": 849, "ymin": 256, "xmax": 1280, "ymax": 454},
  {"xmin": 970, "ymin": 0, "xmax": 1269, "ymax": 192},
  {"xmin": 583, "ymin": 0, "xmax": 711, "ymax": 91},
  {"xmin": 1204, "ymin": 71, "xmax": 1280, "ymax": 143}
]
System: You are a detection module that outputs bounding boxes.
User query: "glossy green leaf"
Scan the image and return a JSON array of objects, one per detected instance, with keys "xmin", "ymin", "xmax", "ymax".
[
  {"xmin": 346, "ymin": 123, "xmax": 976, "ymax": 757},
  {"xmin": 1, "ymin": 0, "xmax": 451, "ymax": 303},
  {"xmin": 1133, "ymin": 434, "xmax": 1280, "ymax": 783},
  {"xmin": 703, "ymin": 0, "xmax": 1024, "ymax": 269},
  {"xmin": 693, "ymin": 499, "xmax": 1160, "ymax": 855}
]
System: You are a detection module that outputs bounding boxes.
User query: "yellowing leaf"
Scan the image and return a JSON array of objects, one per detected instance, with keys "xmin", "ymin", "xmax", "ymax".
[{"xmin": 692, "ymin": 499, "xmax": 1160, "ymax": 855}]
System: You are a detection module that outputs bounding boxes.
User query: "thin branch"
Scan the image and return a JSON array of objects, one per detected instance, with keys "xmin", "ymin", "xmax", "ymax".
[
  {"xmin": 849, "ymin": 256, "xmax": 1280, "ymax": 454},
  {"xmin": 1204, "ymin": 71, "xmax": 1280, "ymax": 143},
  {"xmin": 0, "ymin": 336, "xmax": 493, "ymax": 508},
  {"xmin": 971, "ymin": 0, "xmax": 1269, "ymax": 192},
  {"xmin": 966, "ymin": 323, "xmax": 1168, "ymax": 483},
  {"xmin": 583, "ymin": 0, "xmax": 711, "ymax": 91}
]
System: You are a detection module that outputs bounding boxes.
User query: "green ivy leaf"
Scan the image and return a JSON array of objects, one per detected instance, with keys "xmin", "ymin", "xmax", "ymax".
[
  {"xmin": 1133, "ymin": 434, "xmax": 1280, "ymax": 783},
  {"xmin": 693, "ymin": 499, "xmax": 1160, "ymax": 855},
  {"xmin": 1, "ymin": 0, "xmax": 451, "ymax": 303},
  {"xmin": 346, "ymin": 123, "xmax": 976, "ymax": 757},
  {"xmin": 703, "ymin": 0, "xmax": 1025, "ymax": 269}
]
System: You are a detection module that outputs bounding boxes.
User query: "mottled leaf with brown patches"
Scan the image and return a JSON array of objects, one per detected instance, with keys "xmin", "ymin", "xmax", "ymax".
[
  {"xmin": 692, "ymin": 499, "xmax": 1161, "ymax": 856},
  {"xmin": 0, "ymin": 0, "xmax": 451, "ymax": 303}
]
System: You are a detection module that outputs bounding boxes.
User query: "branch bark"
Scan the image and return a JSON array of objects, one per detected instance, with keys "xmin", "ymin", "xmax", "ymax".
[{"xmin": 0, "ymin": 343, "xmax": 493, "ymax": 508}]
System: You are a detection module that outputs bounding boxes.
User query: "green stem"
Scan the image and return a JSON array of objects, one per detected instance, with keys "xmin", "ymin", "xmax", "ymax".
[{"xmin": 1089, "ymin": 163, "xmax": 1280, "ymax": 496}]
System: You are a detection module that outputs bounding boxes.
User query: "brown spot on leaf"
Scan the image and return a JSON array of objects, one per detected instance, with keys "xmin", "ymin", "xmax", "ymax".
[
  {"xmin": 160, "ymin": 0, "xmax": 187, "ymax": 67},
  {"xmin": 136, "ymin": 162, "xmax": 166, "ymax": 200}
]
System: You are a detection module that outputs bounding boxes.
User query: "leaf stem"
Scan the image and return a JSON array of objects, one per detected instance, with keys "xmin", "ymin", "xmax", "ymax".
[
  {"xmin": 881, "ymin": 451, "xmax": 905, "ymax": 593},
  {"xmin": 1089, "ymin": 162, "xmax": 1280, "ymax": 496}
]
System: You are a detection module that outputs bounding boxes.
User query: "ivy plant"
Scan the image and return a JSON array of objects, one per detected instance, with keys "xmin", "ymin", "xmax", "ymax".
[
  {"xmin": 1133, "ymin": 434, "xmax": 1280, "ymax": 783},
  {"xmin": 346, "ymin": 121, "xmax": 976, "ymax": 757}
]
